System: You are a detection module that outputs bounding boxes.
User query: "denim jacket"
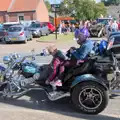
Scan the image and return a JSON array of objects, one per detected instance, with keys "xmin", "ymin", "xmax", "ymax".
[{"xmin": 72, "ymin": 40, "xmax": 94, "ymax": 60}]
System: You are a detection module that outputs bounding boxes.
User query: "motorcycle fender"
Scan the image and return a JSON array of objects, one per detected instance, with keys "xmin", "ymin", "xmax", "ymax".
[{"xmin": 71, "ymin": 74, "xmax": 108, "ymax": 90}]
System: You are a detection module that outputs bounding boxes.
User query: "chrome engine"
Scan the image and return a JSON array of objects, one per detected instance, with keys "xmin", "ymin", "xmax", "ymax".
[{"xmin": 5, "ymin": 70, "xmax": 40, "ymax": 93}]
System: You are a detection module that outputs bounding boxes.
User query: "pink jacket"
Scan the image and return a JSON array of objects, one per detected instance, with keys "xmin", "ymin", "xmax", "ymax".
[{"xmin": 49, "ymin": 57, "xmax": 65, "ymax": 82}]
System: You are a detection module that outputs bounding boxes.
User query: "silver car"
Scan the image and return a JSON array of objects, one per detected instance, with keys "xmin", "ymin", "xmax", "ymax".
[
  {"xmin": 5, "ymin": 25, "xmax": 32, "ymax": 44},
  {"xmin": 29, "ymin": 22, "xmax": 50, "ymax": 37}
]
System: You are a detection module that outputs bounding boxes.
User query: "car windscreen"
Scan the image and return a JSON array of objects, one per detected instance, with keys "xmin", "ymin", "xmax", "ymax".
[
  {"xmin": 97, "ymin": 19, "xmax": 111, "ymax": 24},
  {"xmin": 109, "ymin": 33, "xmax": 120, "ymax": 39},
  {"xmin": 8, "ymin": 27, "xmax": 22, "ymax": 32},
  {"xmin": 3, "ymin": 24, "xmax": 20, "ymax": 31},
  {"xmin": 30, "ymin": 23, "xmax": 41, "ymax": 28},
  {"xmin": 3, "ymin": 25, "xmax": 13, "ymax": 31}
]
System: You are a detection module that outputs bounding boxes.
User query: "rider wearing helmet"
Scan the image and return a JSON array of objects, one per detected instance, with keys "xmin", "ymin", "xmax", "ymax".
[
  {"xmin": 65, "ymin": 32, "xmax": 94, "ymax": 67},
  {"xmin": 72, "ymin": 32, "xmax": 94, "ymax": 62}
]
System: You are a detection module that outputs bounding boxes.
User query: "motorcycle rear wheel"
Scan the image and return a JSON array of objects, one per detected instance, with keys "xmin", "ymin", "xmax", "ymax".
[{"xmin": 71, "ymin": 81, "xmax": 109, "ymax": 114}]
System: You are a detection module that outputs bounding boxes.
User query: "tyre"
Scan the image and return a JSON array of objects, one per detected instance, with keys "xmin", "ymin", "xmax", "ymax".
[
  {"xmin": 46, "ymin": 32, "xmax": 49, "ymax": 36},
  {"xmin": 29, "ymin": 35, "xmax": 33, "ymax": 41},
  {"xmin": 38, "ymin": 31, "xmax": 42, "ymax": 37},
  {"xmin": 24, "ymin": 38, "xmax": 27, "ymax": 44},
  {"xmin": 0, "ymin": 39, "xmax": 2, "ymax": 42},
  {"xmin": 5, "ymin": 41, "xmax": 11, "ymax": 44},
  {"xmin": 71, "ymin": 82, "xmax": 109, "ymax": 114}
]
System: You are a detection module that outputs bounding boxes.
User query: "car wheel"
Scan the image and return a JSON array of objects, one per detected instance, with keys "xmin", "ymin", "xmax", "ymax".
[
  {"xmin": 29, "ymin": 35, "xmax": 33, "ymax": 41},
  {"xmin": 71, "ymin": 82, "xmax": 109, "ymax": 114},
  {"xmin": 46, "ymin": 32, "xmax": 49, "ymax": 36},
  {"xmin": 5, "ymin": 41, "xmax": 11, "ymax": 44},
  {"xmin": 0, "ymin": 38, "xmax": 2, "ymax": 42},
  {"xmin": 24, "ymin": 38, "xmax": 27, "ymax": 44},
  {"xmin": 38, "ymin": 31, "xmax": 42, "ymax": 38}
]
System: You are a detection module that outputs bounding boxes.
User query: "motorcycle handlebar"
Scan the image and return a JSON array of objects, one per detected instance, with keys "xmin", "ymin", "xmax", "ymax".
[{"xmin": 20, "ymin": 53, "xmax": 48, "ymax": 63}]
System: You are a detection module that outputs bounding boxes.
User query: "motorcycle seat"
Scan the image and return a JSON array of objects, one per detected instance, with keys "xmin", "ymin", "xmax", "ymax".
[{"xmin": 63, "ymin": 61, "xmax": 92, "ymax": 82}]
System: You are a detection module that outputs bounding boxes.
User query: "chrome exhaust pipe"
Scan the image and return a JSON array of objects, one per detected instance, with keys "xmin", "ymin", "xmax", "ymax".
[
  {"xmin": 0, "ymin": 87, "xmax": 44, "ymax": 99},
  {"xmin": 0, "ymin": 86, "xmax": 70, "ymax": 101},
  {"xmin": 14, "ymin": 87, "xmax": 45, "ymax": 99}
]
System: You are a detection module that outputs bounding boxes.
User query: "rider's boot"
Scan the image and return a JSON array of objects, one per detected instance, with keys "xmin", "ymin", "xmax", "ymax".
[{"xmin": 49, "ymin": 80, "xmax": 63, "ymax": 96}]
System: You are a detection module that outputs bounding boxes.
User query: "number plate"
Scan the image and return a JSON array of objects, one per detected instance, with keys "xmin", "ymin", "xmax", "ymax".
[{"xmin": 11, "ymin": 38, "xmax": 17, "ymax": 40}]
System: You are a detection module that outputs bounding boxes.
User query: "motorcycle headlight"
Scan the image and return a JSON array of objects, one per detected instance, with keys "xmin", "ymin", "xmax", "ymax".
[
  {"xmin": 5, "ymin": 69, "xmax": 13, "ymax": 79},
  {"xmin": 3, "ymin": 56, "xmax": 11, "ymax": 64},
  {"xmin": 13, "ymin": 54, "xmax": 21, "ymax": 60}
]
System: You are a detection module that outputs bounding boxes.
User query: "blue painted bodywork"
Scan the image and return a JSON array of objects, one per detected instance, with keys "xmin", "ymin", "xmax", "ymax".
[
  {"xmin": 71, "ymin": 74, "xmax": 108, "ymax": 90},
  {"xmin": 0, "ymin": 65, "xmax": 5, "ymax": 71},
  {"xmin": 22, "ymin": 62, "xmax": 39, "ymax": 74}
]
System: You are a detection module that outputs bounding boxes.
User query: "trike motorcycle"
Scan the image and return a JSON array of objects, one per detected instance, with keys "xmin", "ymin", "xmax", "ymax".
[{"xmin": 0, "ymin": 49, "xmax": 119, "ymax": 115}]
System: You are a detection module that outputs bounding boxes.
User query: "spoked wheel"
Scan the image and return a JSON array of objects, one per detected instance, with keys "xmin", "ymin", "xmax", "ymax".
[
  {"xmin": 79, "ymin": 88, "xmax": 102, "ymax": 109},
  {"xmin": 71, "ymin": 82, "xmax": 109, "ymax": 114}
]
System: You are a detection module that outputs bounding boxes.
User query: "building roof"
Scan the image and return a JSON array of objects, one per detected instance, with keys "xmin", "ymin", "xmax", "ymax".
[
  {"xmin": 0, "ymin": 0, "xmax": 12, "ymax": 11},
  {"xmin": 9, "ymin": 0, "xmax": 40, "ymax": 12}
]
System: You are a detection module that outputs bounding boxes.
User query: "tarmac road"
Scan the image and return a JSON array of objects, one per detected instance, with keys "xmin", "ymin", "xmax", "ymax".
[{"xmin": 0, "ymin": 90, "xmax": 120, "ymax": 120}]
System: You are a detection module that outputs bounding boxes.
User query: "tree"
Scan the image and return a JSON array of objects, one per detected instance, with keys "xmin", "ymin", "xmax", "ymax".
[
  {"xmin": 94, "ymin": 2, "xmax": 107, "ymax": 18},
  {"xmin": 58, "ymin": 0, "xmax": 75, "ymax": 16},
  {"xmin": 58, "ymin": 0, "xmax": 107, "ymax": 20},
  {"xmin": 44, "ymin": 0, "xmax": 51, "ymax": 11}
]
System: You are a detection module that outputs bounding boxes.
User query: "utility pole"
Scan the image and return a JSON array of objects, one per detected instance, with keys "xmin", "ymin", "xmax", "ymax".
[
  {"xmin": 55, "ymin": 8, "xmax": 57, "ymax": 40},
  {"xmin": 51, "ymin": 0, "xmax": 60, "ymax": 40},
  {"xmin": 55, "ymin": 0, "xmax": 57, "ymax": 40}
]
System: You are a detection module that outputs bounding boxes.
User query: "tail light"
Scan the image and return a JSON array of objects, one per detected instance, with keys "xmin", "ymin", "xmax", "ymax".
[
  {"xmin": 4, "ymin": 32, "xmax": 8, "ymax": 36},
  {"xmin": 107, "ymin": 38, "xmax": 114, "ymax": 50},
  {"xmin": 19, "ymin": 32, "xmax": 24, "ymax": 36}
]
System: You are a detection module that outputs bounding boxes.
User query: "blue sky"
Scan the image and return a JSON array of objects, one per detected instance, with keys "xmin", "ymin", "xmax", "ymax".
[
  {"xmin": 48, "ymin": 0, "xmax": 62, "ymax": 4},
  {"xmin": 96, "ymin": 0, "xmax": 101, "ymax": 3},
  {"xmin": 48, "ymin": 0, "xmax": 101, "ymax": 4}
]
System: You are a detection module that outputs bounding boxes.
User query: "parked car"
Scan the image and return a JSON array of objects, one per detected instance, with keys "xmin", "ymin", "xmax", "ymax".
[
  {"xmin": 3, "ymin": 22, "xmax": 20, "ymax": 31},
  {"xmin": 5, "ymin": 25, "xmax": 32, "ymax": 44},
  {"xmin": 108, "ymin": 34, "xmax": 120, "ymax": 59},
  {"xmin": 20, "ymin": 20, "xmax": 37, "ymax": 27},
  {"xmin": 89, "ymin": 23, "xmax": 105, "ymax": 37},
  {"xmin": 96, "ymin": 17, "xmax": 112, "ymax": 24},
  {"xmin": 29, "ymin": 22, "xmax": 49, "ymax": 37},
  {"xmin": 0, "ymin": 28, "xmax": 7, "ymax": 41},
  {"xmin": 0, "ymin": 22, "xmax": 20, "ymax": 42},
  {"xmin": 108, "ymin": 31, "xmax": 120, "ymax": 40},
  {"xmin": 41, "ymin": 22, "xmax": 55, "ymax": 33}
]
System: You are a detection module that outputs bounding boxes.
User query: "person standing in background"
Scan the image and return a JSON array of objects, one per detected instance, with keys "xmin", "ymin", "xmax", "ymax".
[
  {"xmin": 80, "ymin": 21, "xmax": 90, "ymax": 38},
  {"xmin": 118, "ymin": 20, "xmax": 120, "ymax": 30},
  {"xmin": 111, "ymin": 19, "xmax": 118, "ymax": 32},
  {"xmin": 59, "ymin": 21, "xmax": 62, "ymax": 34}
]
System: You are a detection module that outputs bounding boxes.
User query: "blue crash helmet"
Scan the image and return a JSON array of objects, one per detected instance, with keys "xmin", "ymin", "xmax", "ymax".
[{"xmin": 98, "ymin": 40, "xmax": 108, "ymax": 55}]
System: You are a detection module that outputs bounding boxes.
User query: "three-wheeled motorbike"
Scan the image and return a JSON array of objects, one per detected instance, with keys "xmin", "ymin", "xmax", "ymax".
[{"xmin": 0, "ymin": 44, "xmax": 119, "ymax": 115}]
